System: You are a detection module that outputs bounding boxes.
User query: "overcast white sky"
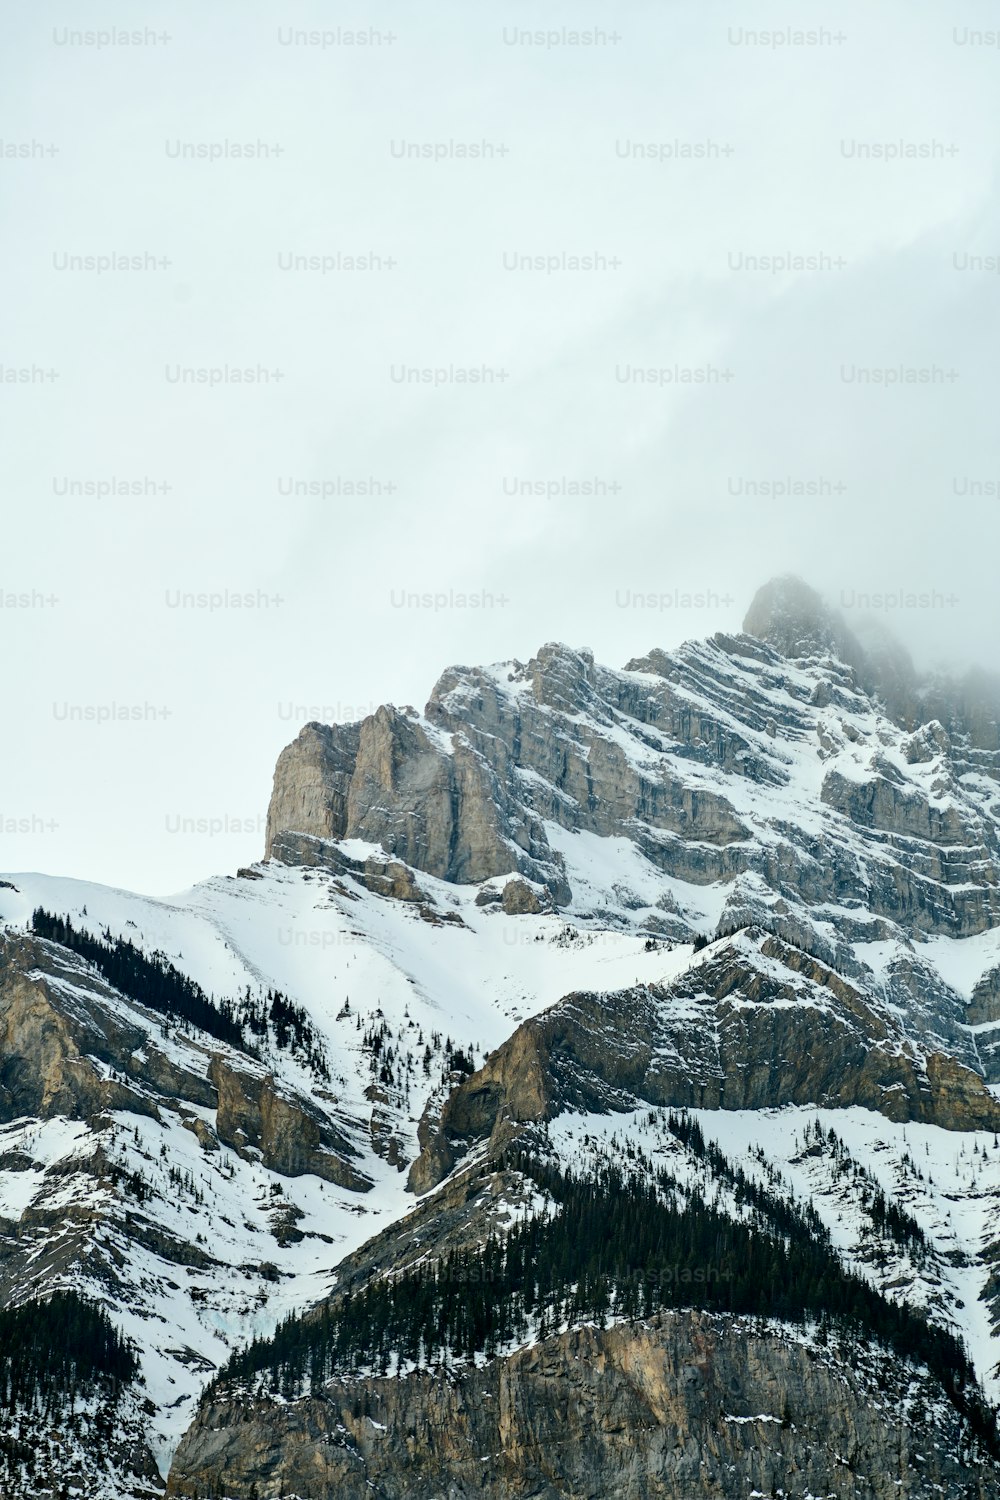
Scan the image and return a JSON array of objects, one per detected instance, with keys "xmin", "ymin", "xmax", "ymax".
[{"xmin": 2, "ymin": 0, "xmax": 999, "ymax": 894}]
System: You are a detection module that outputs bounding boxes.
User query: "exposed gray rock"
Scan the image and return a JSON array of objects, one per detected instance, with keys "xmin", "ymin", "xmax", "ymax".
[
  {"xmin": 820, "ymin": 760, "xmax": 979, "ymax": 846},
  {"xmin": 501, "ymin": 879, "xmax": 547, "ymax": 915},
  {"xmin": 265, "ymin": 720, "xmax": 360, "ymax": 852},
  {"xmin": 742, "ymin": 574, "xmax": 866, "ymax": 668},
  {"xmin": 167, "ymin": 1310, "xmax": 1000, "ymax": 1499},
  {"xmin": 263, "ymin": 585, "xmax": 1000, "ymax": 957},
  {"xmin": 408, "ymin": 930, "xmax": 1000, "ymax": 1193},
  {"xmin": 210, "ymin": 1056, "xmax": 370, "ymax": 1190},
  {"xmin": 0, "ymin": 931, "xmax": 213, "ymax": 1124}
]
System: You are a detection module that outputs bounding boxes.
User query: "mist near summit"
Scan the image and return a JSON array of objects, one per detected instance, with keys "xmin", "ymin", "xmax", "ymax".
[{"xmin": 2, "ymin": 0, "xmax": 997, "ymax": 892}]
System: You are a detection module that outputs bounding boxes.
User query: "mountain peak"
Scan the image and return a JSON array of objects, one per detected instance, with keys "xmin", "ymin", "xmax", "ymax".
[{"xmin": 742, "ymin": 575, "xmax": 864, "ymax": 667}]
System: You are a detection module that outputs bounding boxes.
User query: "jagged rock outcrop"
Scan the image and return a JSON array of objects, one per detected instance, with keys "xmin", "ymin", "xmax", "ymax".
[
  {"xmin": 265, "ymin": 720, "xmax": 361, "ymax": 851},
  {"xmin": 742, "ymin": 573, "xmax": 866, "ymax": 668},
  {"xmin": 0, "ymin": 931, "xmax": 214, "ymax": 1124},
  {"xmin": 263, "ymin": 578, "xmax": 1000, "ymax": 953},
  {"xmin": 970, "ymin": 965, "xmax": 1000, "ymax": 1026},
  {"xmin": 500, "ymin": 878, "xmax": 548, "ymax": 915},
  {"xmin": 167, "ymin": 1310, "xmax": 1000, "ymax": 1499},
  {"xmin": 409, "ymin": 930, "xmax": 1000, "ymax": 1192},
  {"xmin": 820, "ymin": 759, "xmax": 986, "ymax": 848},
  {"xmin": 210, "ymin": 1056, "xmax": 369, "ymax": 1190},
  {"xmin": 265, "ymin": 829, "xmax": 428, "ymax": 902},
  {"xmin": 266, "ymin": 707, "xmax": 544, "ymax": 889},
  {"xmin": 0, "ymin": 931, "xmax": 369, "ymax": 1191}
]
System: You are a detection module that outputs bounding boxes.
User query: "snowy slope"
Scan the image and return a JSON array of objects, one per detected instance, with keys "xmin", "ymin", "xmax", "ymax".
[
  {"xmin": 0, "ymin": 857, "xmax": 700, "ymax": 1481},
  {"xmin": 5, "ymin": 844, "xmax": 1000, "ymax": 1475}
]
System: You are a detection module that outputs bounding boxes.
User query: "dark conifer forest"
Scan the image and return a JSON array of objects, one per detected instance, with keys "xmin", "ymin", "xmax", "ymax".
[
  {"xmin": 31, "ymin": 907, "xmax": 244, "ymax": 1047},
  {"xmin": 30, "ymin": 908, "xmax": 328, "ymax": 1074},
  {"xmin": 215, "ymin": 1136, "xmax": 999, "ymax": 1456},
  {"xmin": 0, "ymin": 1292, "xmax": 136, "ymax": 1408}
]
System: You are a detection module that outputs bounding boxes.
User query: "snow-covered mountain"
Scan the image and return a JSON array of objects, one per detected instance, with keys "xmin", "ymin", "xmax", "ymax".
[{"xmin": 3, "ymin": 576, "xmax": 1000, "ymax": 1498}]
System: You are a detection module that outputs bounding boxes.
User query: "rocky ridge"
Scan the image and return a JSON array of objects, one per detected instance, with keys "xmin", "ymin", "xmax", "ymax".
[
  {"xmin": 265, "ymin": 581, "xmax": 1000, "ymax": 1119},
  {"xmin": 407, "ymin": 927, "xmax": 1000, "ymax": 1195}
]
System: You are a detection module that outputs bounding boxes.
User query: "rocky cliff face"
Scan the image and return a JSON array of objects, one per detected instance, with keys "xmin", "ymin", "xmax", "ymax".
[
  {"xmin": 266, "ymin": 704, "xmax": 543, "ymax": 889},
  {"xmin": 168, "ymin": 1310, "xmax": 999, "ymax": 1500},
  {"xmin": 408, "ymin": 928, "xmax": 1000, "ymax": 1194},
  {"xmin": 0, "ymin": 930, "xmax": 212, "ymax": 1125},
  {"xmin": 265, "ymin": 579, "xmax": 1000, "ymax": 956},
  {"xmin": 0, "ymin": 930, "xmax": 367, "ymax": 1190}
]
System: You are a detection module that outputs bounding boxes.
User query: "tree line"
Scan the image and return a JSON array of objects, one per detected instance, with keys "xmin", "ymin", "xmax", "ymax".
[
  {"xmin": 31, "ymin": 908, "xmax": 327, "ymax": 1075},
  {"xmin": 213, "ymin": 1141, "xmax": 999, "ymax": 1457},
  {"xmin": 0, "ymin": 1292, "xmax": 136, "ymax": 1413},
  {"xmin": 31, "ymin": 907, "xmax": 244, "ymax": 1047}
]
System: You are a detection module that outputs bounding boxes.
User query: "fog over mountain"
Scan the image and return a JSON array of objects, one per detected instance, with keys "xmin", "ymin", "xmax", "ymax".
[{"xmin": 3, "ymin": 0, "xmax": 999, "ymax": 892}]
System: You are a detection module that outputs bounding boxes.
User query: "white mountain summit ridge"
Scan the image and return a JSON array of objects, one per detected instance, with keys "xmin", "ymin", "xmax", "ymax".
[{"xmin": 1, "ymin": 575, "xmax": 1000, "ymax": 1497}]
